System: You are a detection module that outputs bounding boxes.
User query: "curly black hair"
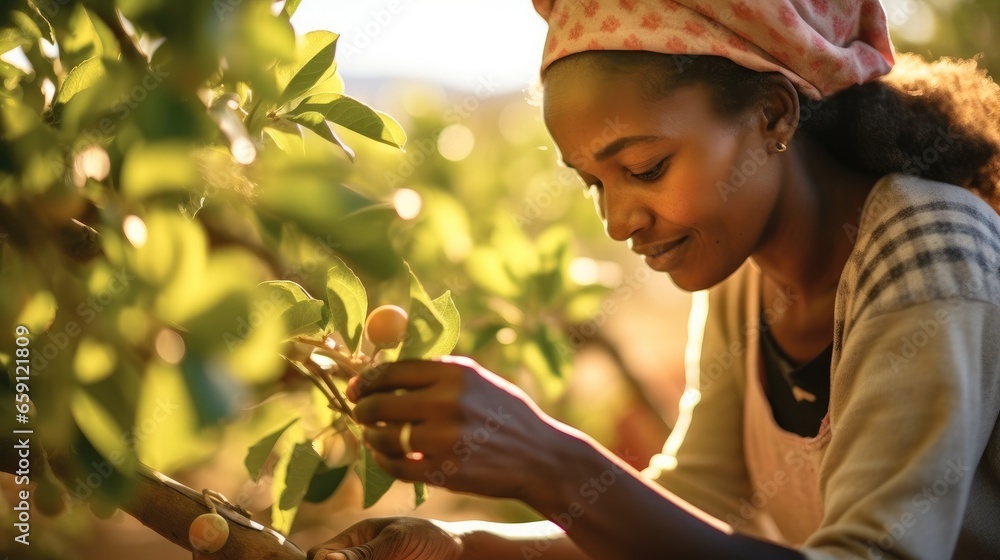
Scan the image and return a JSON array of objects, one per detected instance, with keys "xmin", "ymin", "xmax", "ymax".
[{"xmin": 544, "ymin": 51, "xmax": 1000, "ymax": 211}]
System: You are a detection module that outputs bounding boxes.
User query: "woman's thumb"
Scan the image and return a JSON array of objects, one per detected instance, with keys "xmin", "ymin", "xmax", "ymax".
[{"xmin": 313, "ymin": 543, "xmax": 379, "ymax": 560}]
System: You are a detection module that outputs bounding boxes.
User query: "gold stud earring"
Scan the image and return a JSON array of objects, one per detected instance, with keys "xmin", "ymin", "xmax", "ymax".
[{"xmin": 774, "ymin": 141, "xmax": 787, "ymax": 153}]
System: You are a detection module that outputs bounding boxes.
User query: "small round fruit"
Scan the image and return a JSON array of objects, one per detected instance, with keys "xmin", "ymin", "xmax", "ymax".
[
  {"xmin": 189, "ymin": 512, "xmax": 230, "ymax": 554},
  {"xmin": 89, "ymin": 499, "xmax": 117, "ymax": 520},
  {"xmin": 33, "ymin": 482, "xmax": 66, "ymax": 517},
  {"xmin": 364, "ymin": 305, "xmax": 409, "ymax": 349}
]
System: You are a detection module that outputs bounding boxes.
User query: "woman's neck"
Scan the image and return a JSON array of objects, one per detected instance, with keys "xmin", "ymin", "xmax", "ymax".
[{"xmin": 751, "ymin": 133, "xmax": 877, "ymax": 304}]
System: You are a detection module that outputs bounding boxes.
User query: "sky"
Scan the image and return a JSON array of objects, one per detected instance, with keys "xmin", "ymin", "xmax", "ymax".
[
  {"xmin": 288, "ymin": 1, "xmax": 939, "ymax": 95},
  {"xmin": 290, "ymin": 0, "xmax": 550, "ymax": 94}
]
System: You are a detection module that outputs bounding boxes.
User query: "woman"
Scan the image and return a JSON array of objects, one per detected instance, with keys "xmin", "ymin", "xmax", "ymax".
[{"xmin": 309, "ymin": 1, "xmax": 1000, "ymax": 558}]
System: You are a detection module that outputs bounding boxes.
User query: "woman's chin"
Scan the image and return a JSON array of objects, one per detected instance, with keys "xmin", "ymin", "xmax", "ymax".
[
  {"xmin": 664, "ymin": 272, "xmax": 712, "ymax": 293},
  {"xmin": 658, "ymin": 263, "xmax": 740, "ymax": 293}
]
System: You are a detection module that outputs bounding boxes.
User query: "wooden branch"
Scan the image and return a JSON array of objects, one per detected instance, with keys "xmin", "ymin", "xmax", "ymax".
[
  {"xmin": 124, "ymin": 465, "xmax": 306, "ymax": 559},
  {"xmin": 0, "ymin": 436, "xmax": 306, "ymax": 559}
]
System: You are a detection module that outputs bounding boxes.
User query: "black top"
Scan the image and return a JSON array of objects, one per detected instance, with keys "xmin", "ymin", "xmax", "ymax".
[{"xmin": 759, "ymin": 318, "xmax": 833, "ymax": 438}]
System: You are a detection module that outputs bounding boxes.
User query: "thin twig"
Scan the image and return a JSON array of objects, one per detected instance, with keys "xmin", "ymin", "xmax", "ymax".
[
  {"xmin": 88, "ymin": 6, "xmax": 145, "ymax": 63},
  {"xmin": 281, "ymin": 355, "xmax": 336, "ymax": 404},
  {"xmin": 299, "ymin": 339, "xmax": 363, "ymax": 378},
  {"xmin": 318, "ymin": 368, "xmax": 355, "ymax": 422}
]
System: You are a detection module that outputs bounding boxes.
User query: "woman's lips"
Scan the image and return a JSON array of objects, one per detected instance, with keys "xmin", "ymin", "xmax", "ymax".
[{"xmin": 641, "ymin": 236, "xmax": 689, "ymax": 271}]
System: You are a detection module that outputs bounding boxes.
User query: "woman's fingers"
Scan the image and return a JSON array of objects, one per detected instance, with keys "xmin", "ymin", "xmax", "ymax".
[
  {"xmin": 354, "ymin": 360, "xmax": 463, "ymax": 398},
  {"xmin": 369, "ymin": 448, "xmax": 437, "ymax": 482},
  {"xmin": 307, "ymin": 517, "xmax": 462, "ymax": 560},
  {"xmin": 307, "ymin": 519, "xmax": 395, "ymax": 559},
  {"xmin": 363, "ymin": 422, "xmax": 414, "ymax": 458},
  {"xmin": 363, "ymin": 420, "xmax": 459, "ymax": 459},
  {"xmin": 354, "ymin": 385, "xmax": 461, "ymax": 425}
]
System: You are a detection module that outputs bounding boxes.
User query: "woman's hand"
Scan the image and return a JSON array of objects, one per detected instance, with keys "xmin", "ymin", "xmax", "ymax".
[
  {"xmin": 349, "ymin": 356, "xmax": 571, "ymax": 501},
  {"xmin": 307, "ymin": 517, "xmax": 462, "ymax": 560}
]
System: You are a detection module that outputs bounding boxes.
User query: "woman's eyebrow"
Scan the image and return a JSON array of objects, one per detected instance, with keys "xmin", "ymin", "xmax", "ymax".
[
  {"xmin": 594, "ymin": 135, "xmax": 661, "ymax": 161},
  {"xmin": 560, "ymin": 135, "xmax": 663, "ymax": 168}
]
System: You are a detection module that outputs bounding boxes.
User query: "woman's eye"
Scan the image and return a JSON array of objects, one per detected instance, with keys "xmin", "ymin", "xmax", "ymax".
[{"xmin": 631, "ymin": 157, "xmax": 670, "ymax": 181}]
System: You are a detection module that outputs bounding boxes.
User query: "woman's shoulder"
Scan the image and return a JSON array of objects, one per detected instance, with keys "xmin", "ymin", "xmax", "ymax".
[{"xmin": 840, "ymin": 172, "xmax": 1000, "ymax": 318}]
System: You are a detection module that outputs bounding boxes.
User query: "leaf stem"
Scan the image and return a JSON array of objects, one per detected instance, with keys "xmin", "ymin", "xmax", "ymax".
[
  {"xmin": 318, "ymin": 368, "xmax": 355, "ymax": 422},
  {"xmin": 281, "ymin": 355, "xmax": 336, "ymax": 405}
]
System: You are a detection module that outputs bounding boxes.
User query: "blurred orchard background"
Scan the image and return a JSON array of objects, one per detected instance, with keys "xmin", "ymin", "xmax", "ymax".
[{"xmin": 0, "ymin": 0, "xmax": 997, "ymax": 558}]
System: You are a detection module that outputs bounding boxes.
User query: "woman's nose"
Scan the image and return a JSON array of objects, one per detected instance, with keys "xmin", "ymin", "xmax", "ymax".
[{"xmin": 600, "ymin": 187, "xmax": 650, "ymax": 242}]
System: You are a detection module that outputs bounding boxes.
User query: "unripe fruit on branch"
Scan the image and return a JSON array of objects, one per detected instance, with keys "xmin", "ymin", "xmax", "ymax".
[
  {"xmin": 189, "ymin": 512, "xmax": 230, "ymax": 553},
  {"xmin": 89, "ymin": 499, "xmax": 117, "ymax": 520},
  {"xmin": 33, "ymin": 481, "xmax": 66, "ymax": 517},
  {"xmin": 364, "ymin": 305, "xmax": 409, "ymax": 349}
]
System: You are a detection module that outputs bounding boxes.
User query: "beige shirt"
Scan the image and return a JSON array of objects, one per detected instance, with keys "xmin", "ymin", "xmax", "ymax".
[{"xmin": 643, "ymin": 173, "xmax": 1000, "ymax": 559}]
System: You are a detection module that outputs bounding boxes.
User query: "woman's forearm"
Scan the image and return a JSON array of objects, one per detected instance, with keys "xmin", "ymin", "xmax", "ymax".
[
  {"xmin": 437, "ymin": 520, "xmax": 590, "ymax": 560},
  {"xmin": 523, "ymin": 426, "xmax": 806, "ymax": 560}
]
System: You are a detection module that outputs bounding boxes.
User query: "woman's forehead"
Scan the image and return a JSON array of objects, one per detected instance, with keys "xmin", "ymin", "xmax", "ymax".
[{"xmin": 544, "ymin": 80, "xmax": 715, "ymax": 138}]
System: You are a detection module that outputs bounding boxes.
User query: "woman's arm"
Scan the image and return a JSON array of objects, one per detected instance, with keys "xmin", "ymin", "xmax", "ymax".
[
  {"xmin": 353, "ymin": 357, "xmax": 804, "ymax": 560},
  {"xmin": 442, "ymin": 520, "xmax": 588, "ymax": 560},
  {"xmin": 514, "ymin": 426, "xmax": 804, "ymax": 560}
]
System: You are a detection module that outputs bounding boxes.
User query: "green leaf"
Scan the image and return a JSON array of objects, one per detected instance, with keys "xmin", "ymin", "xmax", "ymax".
[
  {"xmin": 356, "ymin": 444, "xmax": 395, "ymax": 508},
  {"xmin": 278, "ymin": 442, "xmax": 324, "ymax": 510},
  {"xmin": 466, "ymin": 247, "xmax": 521, "ymax": 298},
  {"xmin": 54, "ymin": 5, "xmax": 102, "ymax": 70},
  {"xmin": 70, "ymin": 389, "xmax": 137, "ymax": 476},
  {"xmin": 414, "ymin": 482, "xmax": 428, "ymax": 508},
  {"xmin": 0, "ymin": 59, "xmax": 28, "ymax": 81},
  {"xmin": 255, "ymin": 280, "xmax": 315, "ymax": 313},
  {"xmin": 55, "ymin": 57, "xmax": 106, "ymax": 105},
  {"xmin": 287, "ymin": 93, "xmax": 406, "ymax": 149},
  {"xmin": 303, "ymin": 464, "xmax": 349, "ymax": 503},
  {"xmin": 11, "ymin": 11, "xmax": 43, "ymax": 43},
  {"xmin": 136, "ymin": 362, "xmax": 217, "ymax": 473},
  {"xmin": 263, "ymin": 120, "xmax": 305, "ymax": 154},
  {"xmin": 326, "ymin": 257, "xmax": 367, "ymax": 353},
  {"xmin": 320, "ymin": 207, "xmax": 404, "ymax": 280},
  {"xmin": 399, "ymin": 267, "xmax": 444, "ymax": 360},
  {"xmin": 284, "ymin": 0, "xmax": 305, "ymax": 16},
  {"xmin": 245, "ymin": 418, "xmax": 299, "ymax": 482},
  {"xmin": 423, "ymin": 291, "xmax": 459, "ymax": 359},
  {"xmin": 256, "ymin": 159, "xmax": 378, "ymax": 241},
  {"xmin": 280, "ymin": 299, "xmax": 327, "ymax": 340},
  {"xmin": 533, "ymin": 324, "xmax": 569, "ymax": 378},
  {"xmin": 277, "ymin": 31, "xmax": 339, "ymax": 106},
  {"xmin": 284, "ymin": 112, "xmax": 355, "ymax": 161},
  {"xmin": 121, "ymin": 143, "xmax": 199, "ymax": 199}
]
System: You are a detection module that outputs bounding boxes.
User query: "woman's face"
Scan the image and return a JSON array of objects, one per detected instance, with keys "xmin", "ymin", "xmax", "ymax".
[{"xmin": 543, "ymin": 67, "xmax": 785, "ymax": 292}]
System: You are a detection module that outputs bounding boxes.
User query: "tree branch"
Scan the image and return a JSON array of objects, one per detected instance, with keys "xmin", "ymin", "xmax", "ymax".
[{"xmin": 0, "ymin": 435, "xmax": 306, "ymax": 559}]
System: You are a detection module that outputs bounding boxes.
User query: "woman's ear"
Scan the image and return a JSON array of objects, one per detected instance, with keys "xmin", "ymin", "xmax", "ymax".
[{"xmin": 760, "ymin": 75, "xmax": 800, "ymax": 146}]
